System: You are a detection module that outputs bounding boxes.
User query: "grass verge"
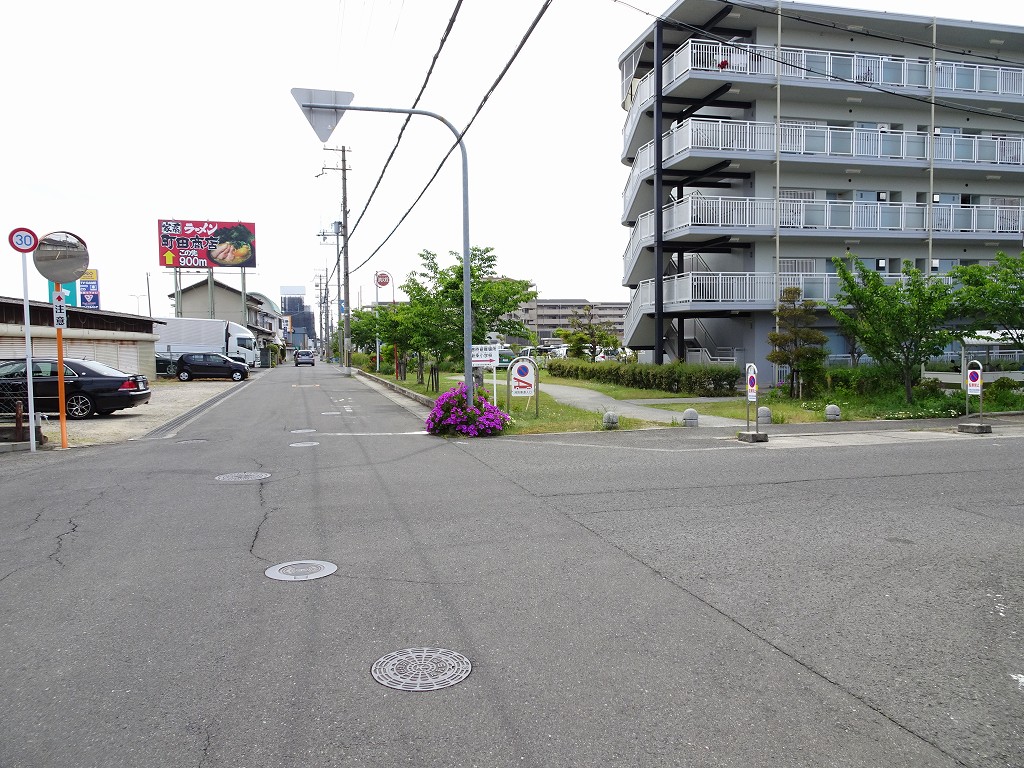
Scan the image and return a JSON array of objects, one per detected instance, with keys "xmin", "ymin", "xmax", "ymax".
[{"xmin": 363, "ymin": 371, "xmax": 664, "ymax": 434}]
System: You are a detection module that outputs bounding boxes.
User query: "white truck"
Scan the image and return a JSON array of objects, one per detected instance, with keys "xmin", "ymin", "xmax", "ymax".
[{"xmin": 154, "ymin": 317, "xmax": 258, "ymax": 367}]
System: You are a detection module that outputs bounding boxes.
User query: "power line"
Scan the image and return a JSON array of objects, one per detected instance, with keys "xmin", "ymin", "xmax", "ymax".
[
  {"xmin": 351, "ymin": 0, "xmax": 555, "ymax": 275},
  {"xmin": 348, "ymin": 0, "xmax": 466, "ymax": 239}
]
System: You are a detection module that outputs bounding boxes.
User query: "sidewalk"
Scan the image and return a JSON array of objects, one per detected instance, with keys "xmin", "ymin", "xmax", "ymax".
[{"xmin": 540, "ymin": 382, "xmax": 746, "ymax": 427}]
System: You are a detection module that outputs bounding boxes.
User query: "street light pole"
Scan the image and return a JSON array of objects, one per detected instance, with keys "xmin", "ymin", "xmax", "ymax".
[{"xmin": 292, "ymin": 91, "xmax": 474, "ymax": 398}]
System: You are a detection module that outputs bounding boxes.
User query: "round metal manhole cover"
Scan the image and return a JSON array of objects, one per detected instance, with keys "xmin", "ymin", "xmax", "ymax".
[
  {"xmin": 290, "ymin": 428, "xmax": 316, "ymax": 433},
  {"xmin": 371, "ymin": 648, "xmax": 472, "ymax": 692},
  {"xmin": 216, "ymin": 472, "xmax": 271, "ymax": 482},
  {"xmin": 265, "ymin": 560, "xmax": 338, "ymax": 581},
  {"xmin": 289, "ymin": 441, "xmax": 320, "ymax": 447}
]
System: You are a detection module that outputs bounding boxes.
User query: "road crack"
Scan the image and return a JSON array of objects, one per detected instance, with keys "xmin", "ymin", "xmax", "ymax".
[{"xmin": 48, "ymin": 518, "xmax": 79, "ymax": 567}]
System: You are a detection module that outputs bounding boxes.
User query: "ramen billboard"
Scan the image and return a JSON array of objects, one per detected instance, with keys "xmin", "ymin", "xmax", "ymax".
[{"xmin": 158, "ymin": 219, "xmax": 256, "ymax": 268}]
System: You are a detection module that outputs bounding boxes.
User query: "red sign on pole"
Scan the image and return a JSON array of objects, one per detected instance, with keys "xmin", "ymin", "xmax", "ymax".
[
  {"xmin": 375, "ymin": 271, "xmax": 391, "ymax": 288},
  {"xmin": 158, "ymin": 219, "xmax": 256, "ymax": 268}
]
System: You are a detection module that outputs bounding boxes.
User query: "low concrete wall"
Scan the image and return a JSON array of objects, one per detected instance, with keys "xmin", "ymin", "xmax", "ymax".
[{"xmin": 355, "ymin": 370, "xmax": 437, "ymax": 408}]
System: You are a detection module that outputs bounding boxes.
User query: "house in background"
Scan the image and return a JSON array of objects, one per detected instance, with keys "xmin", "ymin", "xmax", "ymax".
[
  {"xmin": 619, "ymin": 0, "xmax": 1024, "ymax": 377},
  {"xmin": 172, "ymin": 279, "xmax": 287, "ymax": 351}
]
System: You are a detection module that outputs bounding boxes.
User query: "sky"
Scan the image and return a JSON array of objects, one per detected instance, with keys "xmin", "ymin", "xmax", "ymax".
[{"xmin": 2, "ymin": 0, "xmax": 1021, "ymax": 322}]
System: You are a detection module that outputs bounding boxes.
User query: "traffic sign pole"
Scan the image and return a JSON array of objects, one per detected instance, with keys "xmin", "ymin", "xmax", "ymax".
[
  {"xmin": 966, "ymin": 360, "xmax": 984, "ymax": 423},
  {"xmin": 54, "ymin": 286, "xmax": 69, "ymax": 449},
  {"xmin": 11, "ymin": 228, "xmax": 39, "ymax": 452},
  {"xmin": 745, "ymin": 363, "xmax": 758, "ymax": 433}
]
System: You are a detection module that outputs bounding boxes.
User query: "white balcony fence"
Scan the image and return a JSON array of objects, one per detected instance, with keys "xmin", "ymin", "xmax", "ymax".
[
  {"xmin": 622, "ymin": 195, "xmax": 1022, "ymax": 283},
  {"xmin": 624, "ymin": 120, "xmax": 1024, "ymax": 219},
  {"xmin": 624, "ymin": 37, "xmax": 1024, "ymax": 153},
  {"xmin": 626, "ymin": 271, "xmax": 956, "ymax": 327}
]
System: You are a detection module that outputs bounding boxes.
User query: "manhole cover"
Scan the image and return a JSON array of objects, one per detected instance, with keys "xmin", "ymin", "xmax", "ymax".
[
  {"xmin": 290, "ymin": 429, "xmax": 316, "ymax": 433},
  {"xmin": 176, "ymin": 439, "xmax": 208, "ymax": 444},
  {"xmin": 289, "ymin": 441, "xmax": 320, "ymax": 447},
  {"xmin": 216, "ymin": 472, "xmax": 271, "ymax": 482},
  {"xmin": 371, "ymin": 648, "xmax": 472, "ymax": 692},
  {"xmin": 265, "ymin": 560, "xmax": 338, "ymax": 581}
]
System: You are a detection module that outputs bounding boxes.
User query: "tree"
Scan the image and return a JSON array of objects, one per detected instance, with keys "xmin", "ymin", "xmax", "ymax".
[
  {"xmin": 827, "ymin": 258, "xmax": 963, "ymax": 404},
  {"xmin": 553, "ymin": 305, "xmax": 620, "ymax": 361},
  {"xmin": 400, "ymin": 246, "xmax": 536, "ymax": 362},
  {"xmin": 951, "ymin": 251, "xmax": 1024, "ymax": 351},
  {"xmin": 765, "ymin": 286, "xmax": 829, "ymax": 398}
]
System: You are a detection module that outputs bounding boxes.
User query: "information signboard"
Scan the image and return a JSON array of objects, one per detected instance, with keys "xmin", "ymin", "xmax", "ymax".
[{"xmin": 471, "ymin": 344, "xmax": 501, "ymax": 368}]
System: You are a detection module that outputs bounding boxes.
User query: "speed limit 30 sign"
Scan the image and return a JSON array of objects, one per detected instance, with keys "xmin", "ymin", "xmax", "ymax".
[{"xmin": 9, "ymin": 227, "xmax": 38, "ymax": 253}]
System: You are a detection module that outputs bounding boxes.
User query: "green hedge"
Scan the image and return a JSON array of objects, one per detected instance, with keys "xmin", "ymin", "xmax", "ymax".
[{"xmin": 547, "ymin": 359, "xmax": 741, "ymax": 396}]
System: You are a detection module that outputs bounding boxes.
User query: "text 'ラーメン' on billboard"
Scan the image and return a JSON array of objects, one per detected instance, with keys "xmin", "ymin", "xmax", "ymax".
[{"xmin": 158, "ymin": 220, "xmax": 256, "ymax": 268}]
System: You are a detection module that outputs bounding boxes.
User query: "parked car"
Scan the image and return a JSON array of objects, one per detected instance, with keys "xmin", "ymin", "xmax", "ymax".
[
  {"xmin": 0, "ymin": 358, "xmax": 151, "ymax": 419},
  {"xmin": 155, "ymin": 352, "xmax": 177, "ymax": 375},
  {"xmin": 174, "ymin": 353, "xmax": 248, "ymax": 382},
  {"xmin": 294, "ymin": 349, "xmax": 315, "ymax": 367},
  {"xmin": 496, "ymin": 348, "xmax": 516, "ymax": 369}
]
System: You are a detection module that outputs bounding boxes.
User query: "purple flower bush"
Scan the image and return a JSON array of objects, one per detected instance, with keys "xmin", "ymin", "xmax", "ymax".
[{"xmin": 425, "ymin": 382, "xmax": 511, "ymax": 437}]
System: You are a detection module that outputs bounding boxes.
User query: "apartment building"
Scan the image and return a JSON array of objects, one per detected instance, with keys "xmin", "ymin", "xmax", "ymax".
[
  {"xmin": 508, "ymin": 298, "xmax": 628, "ymax": 346},
  {"xmin": 619, "ymin": 0, "xmax": 1024, "ymax": 376}
]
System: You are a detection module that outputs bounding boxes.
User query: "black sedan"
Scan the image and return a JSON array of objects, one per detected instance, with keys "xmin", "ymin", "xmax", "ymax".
[
  {"xmin": 0, "ymin": 358, "xmax": 151, "ymax": 419},
  {"xmin": 174, "ymin": 353, "xmax": 248, "ymax": 382}
]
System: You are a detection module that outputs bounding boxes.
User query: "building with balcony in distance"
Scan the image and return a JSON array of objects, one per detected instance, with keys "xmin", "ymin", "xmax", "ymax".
[
  {"xmin": 510, "ymin": 298, "xmax": 629, "ymax": 346},
  {"xmin": 619, "ymin": 0, "xmax": 1024, "ymax": 377}
]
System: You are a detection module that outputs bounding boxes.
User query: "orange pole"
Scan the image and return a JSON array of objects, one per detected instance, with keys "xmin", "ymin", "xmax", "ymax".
[{"xmin": 55, "ymin": 283, "xmax": 69, "ymax": 448}]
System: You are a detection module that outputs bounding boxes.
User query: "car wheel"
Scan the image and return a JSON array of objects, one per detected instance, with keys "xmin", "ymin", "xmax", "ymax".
[
  {"xmin": 231, "ymin": 370, "xmax": 244, "ymax": 382},
  {"xmin": 66, "ymin": 393, "xmax": 95, "ymax": 419},
  {"xmin": 166, "ymin": 364, "xmax": 176, "ymax": 376},
  {"xmin": 178, "ymin": 370, "xmax": 192, "ymax": 382}
]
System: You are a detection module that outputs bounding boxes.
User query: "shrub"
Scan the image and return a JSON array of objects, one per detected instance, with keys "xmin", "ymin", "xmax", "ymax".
[
  {"xmin": 425, "ymin": 382, "xmax": 511, "ymax": 437},
  {"xmin": 546, "ymin": 359, "xmax": 740, "ymax": 396}
]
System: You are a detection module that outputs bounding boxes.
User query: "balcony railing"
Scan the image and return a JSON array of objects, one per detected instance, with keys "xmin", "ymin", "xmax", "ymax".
[
  {"xmin": 624, "ymin": 37, "xmax": 1024, "ymax": 151},
  {"xmin": 624, "ymin": 271, "xmax": 956, "ymax": 339},
  {"xmin": 624, "ymin": 120, "xmax": 1024, "ymax": 217}
]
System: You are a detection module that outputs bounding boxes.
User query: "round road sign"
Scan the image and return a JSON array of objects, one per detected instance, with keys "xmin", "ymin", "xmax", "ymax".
[
  {"xmin": 9, "ymin": 228, "xmax": 38, "ymax": 253},
  {"xmin": 375, "ymin": 271, "xmax": 391, "ymax": 288}
]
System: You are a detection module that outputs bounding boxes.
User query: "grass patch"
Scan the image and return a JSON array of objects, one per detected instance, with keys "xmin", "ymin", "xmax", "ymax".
[{"xmin": 363, "ymin": 371, "xmax": 663, "ymax": 434}]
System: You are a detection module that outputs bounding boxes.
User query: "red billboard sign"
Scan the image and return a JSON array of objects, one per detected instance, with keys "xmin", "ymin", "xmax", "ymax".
[{"xmin": 158, "ymin": 219, "xmax": 256, "ymax": 268}]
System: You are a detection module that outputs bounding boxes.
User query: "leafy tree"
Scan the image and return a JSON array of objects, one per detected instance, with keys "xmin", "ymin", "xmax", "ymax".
[
  {"xmin": 827, "ymin": 258, "xmax": 963, "ymax": 404},
  {"xmin": 400, "ymin": 246, "xmax": 536, "ymax": 362},
  {"xmin": 766, "ymin": 286, "xmax": 829, "ymax": 398},
  {"xmin": 349, "ymin": 307, "xmax": 378, "ymax": 352},
  {"xmin": 951, "ymin": 251, "xmax": 1024, "ymax": 350},
  {"xmin": 553, "ymin": 305, "xmax": 620, "ymax": 361}
]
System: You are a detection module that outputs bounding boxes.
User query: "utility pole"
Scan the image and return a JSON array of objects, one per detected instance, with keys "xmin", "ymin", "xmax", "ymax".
[
  {"xmin": 321, "ymin": 145, "xmax": 352, "ymax": 369},
  {"xmin": 341, "ymin": 146, "xmax": 351, "ymax": 369}
]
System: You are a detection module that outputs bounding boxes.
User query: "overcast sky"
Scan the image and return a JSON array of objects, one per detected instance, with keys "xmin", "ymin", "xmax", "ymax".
[{"xmin": 2, "ymin": 0, "xmax": 1020, "ymax": 320}]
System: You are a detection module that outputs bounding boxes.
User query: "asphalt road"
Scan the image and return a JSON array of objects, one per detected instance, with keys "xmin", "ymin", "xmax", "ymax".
[{"xmin": 1, "ymin": 364, "xmax": 1021, "ymax": 768}]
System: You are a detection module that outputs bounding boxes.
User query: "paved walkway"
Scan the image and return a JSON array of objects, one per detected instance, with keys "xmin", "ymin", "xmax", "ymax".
[{"xmin": 540, "ymin": 382, "xmax": 747, "ymax": 427}]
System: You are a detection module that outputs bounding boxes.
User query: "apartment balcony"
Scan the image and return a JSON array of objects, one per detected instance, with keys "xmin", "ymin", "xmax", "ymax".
[
  {"xmin": 623, "ymin": 38, "xmax": 1024, "ymax": 156},
  {"xmin": 622, "ymin": 196, "xmax": 1024, "ymax": 287},
  {"xmin": 622, "ymin": 119, "xmax": 1024, "ymax": 222},
  {"xmin": 622, "ymin": 271, "xmax": 954, "ymax": 346}
]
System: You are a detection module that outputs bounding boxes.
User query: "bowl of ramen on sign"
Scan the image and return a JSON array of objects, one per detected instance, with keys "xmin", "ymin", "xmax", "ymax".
[{"xmin": 207, "ymin": 224, "xmax": 255, "ymax": 266}]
